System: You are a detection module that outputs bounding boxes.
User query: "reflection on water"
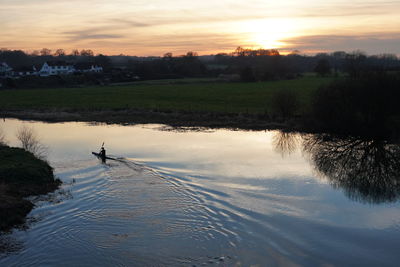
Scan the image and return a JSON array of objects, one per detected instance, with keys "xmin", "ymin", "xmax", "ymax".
[
  {"xmin": 273, "ymin": 131, "xmax": 400, "ymax": 204},
  {"xmin": 304, "ymin": 135, "xmax": 400, "ymax": 204},
  {"xmin": 272, "ymin": 130, "xmax": 300, "ymax": 157},
  {"xmin": 0, "ymin": 235, "xmax": 23, "ymax": 257},
  {"xmin": 1, "ymin": 120, "xmax": 400, "ymax": 266}
]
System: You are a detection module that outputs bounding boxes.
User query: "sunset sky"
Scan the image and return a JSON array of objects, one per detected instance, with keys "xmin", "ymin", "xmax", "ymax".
[{"xmin": 1, "ymin": 0, "xmax": 399, "ymax": 56}]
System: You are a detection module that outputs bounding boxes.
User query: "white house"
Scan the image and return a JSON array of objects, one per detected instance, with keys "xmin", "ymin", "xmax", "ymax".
[
  {"xmin": 12, "ymin": 66, "xmax": 38, "ymax": 77},
  {"xmin": 39, "ymin": 61, "xmax": 75, "ymax": 76},
  {"xmin": 0, "ymin": 62, "xmax": 12, "ymax": 77},
  {"xmin": 74, "ymin": 62, "xmax": 103, "ymax": 73}
]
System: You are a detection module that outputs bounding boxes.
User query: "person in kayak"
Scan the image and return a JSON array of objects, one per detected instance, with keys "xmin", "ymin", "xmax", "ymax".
[{"xmin": 99, "ymin": 145, "xmax": 106, "ymax": 162}]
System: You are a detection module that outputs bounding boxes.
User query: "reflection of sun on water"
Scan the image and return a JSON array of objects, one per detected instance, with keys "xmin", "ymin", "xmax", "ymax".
[{"xmin": 241, "ymin": 18, "xmax": 299, "ymax": 49}]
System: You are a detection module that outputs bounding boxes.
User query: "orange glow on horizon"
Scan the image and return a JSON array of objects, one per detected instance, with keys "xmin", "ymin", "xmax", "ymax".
[
  {"xmin": 1, "ymin": 0, "xmax": 400, "ymax": 56},
  {"xmin": 238, "ymin": 18, "xmax": 301, "ymax": 50}
]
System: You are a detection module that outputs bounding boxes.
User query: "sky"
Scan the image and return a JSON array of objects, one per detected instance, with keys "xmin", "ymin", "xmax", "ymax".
[{"xmin": 1, "ymin": 0, "xmax": 400, "ymax": 56}]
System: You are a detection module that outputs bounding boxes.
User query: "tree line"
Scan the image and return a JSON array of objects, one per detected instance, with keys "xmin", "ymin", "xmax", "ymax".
[{"xmin": 1, "ymin": 47, "xmax": 400, "ymax": 83}]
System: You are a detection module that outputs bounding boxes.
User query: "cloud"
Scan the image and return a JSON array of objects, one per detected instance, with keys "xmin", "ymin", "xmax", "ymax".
[
  {"xmin": 103, "ymin": 13, "xmax": 271, "ymax": 29},
  {"xmin": 107, "ymin": 18, "xmax": 150, "ymax": 28},
  {"xmin": 1, "ymin": 0, "xmax": 400, "ymax": 55},
  {"xmin": 295, "ymin": 1, "xmax": 400, "ymax": 18},
  {"xmin": 81, "ymin": 32, "xmax": 241, "ymax": 55},
  {"xmin": 283, "ymin": 33, "xmax": 400, "ymax": 54},
  {"xmin": 61, "ymin": 29, "xmax": 125, "ymax": 42}
]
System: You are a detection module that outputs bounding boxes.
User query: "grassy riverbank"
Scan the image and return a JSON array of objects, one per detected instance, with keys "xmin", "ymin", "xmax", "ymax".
[
  {"xmin": 0, "ymin": 146, "xmax": 60, "ymax": 231},
  {"xmin": 0, "ymin": 76, "xmax": 335, "ymax": 130},
  {"xmin": 0, "ymin": 76, "xmax": 333, "ymax": 115}
]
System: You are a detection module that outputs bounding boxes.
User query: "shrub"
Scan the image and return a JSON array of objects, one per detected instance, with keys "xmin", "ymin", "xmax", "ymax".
[
  {"xmin": 0, "ymin": 146, "xmax": 54, "ymax": 185},
  {"xmin": 16, "ymin": 125, "xmax": 48, "ymax": 160},
  {"xmin": 271, "ymin": 89, "xmax": 299, "ymax": 120},
  {"xmin": 311, "ymin": 72, "xmax": 400, "ymax": 137}
]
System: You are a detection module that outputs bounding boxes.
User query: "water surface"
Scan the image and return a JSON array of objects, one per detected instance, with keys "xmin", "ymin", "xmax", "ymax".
[{"xmin": 0, "ymin": 119, "xmax": 399, "ymax": 266}]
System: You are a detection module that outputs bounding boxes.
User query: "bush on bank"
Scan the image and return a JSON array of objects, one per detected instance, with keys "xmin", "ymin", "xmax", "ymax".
[
  {"xmin": 0, "ymin": 145, "xmax": 60, "ymax": 231},
  {"xmin": 311, "ymin": 72, "xmax": 400, "ymax": 138}
]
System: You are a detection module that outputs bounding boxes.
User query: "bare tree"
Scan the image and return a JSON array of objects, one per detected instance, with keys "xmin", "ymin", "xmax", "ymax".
[
  {"xmin": 80, "ymin": 49, "xmax": 94, "ymax": 57},
  {"xmin": 185, "ymin": 51, "xmax": 198, "ymax": 57},
  {"xmin": 31, "ymin": 50, "xmax": 40, "ymax": 56},
  {"xmin": 234, "ymin": 46, "xmax": 246, "ymax": 57},
  {"xmin": 54, "ymin": 49, "xmax": 66, "ymax": 57},
  {"xmin": 345, "ymin": 50, "xmax": 367, "ymax": 78},
  {"xmin": 71, "ymin": 49, "xmax": 80, "ymax": 56},
  {"xmin": 271, "ymin": 89, "xmax": 299, "ymax": 119},
  {"xmin": 163, "ymin": 52, "xmax": 173, "ymax": 59},
  {"xmin": 40, "ymin": 48, "xmax": 52, "ymax": 56},
  {"xmin": 16, "ymin": 126, "xmax": 48, "ymax": 160}
]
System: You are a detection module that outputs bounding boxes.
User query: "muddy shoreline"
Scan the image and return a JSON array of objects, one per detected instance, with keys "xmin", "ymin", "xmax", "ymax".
[{"xmin": 0, "ymin": 109, "xmax": 305, "ymax": 131}]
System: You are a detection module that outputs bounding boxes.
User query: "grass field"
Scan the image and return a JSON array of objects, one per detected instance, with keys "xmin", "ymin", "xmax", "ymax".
[{"xmin": 0, "ymin": 76, "xmax": 334, "ymax": 114}]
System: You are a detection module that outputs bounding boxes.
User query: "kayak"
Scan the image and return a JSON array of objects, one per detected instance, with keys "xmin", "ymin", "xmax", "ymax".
[{"xmin": 91, "ymin": 152, "xmax": 116, "ymax": 160}]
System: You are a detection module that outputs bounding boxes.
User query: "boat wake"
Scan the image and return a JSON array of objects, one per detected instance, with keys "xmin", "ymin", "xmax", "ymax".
[{"xmin": 2, "ymin": 156, "xmax": 398, "ymax": 266}]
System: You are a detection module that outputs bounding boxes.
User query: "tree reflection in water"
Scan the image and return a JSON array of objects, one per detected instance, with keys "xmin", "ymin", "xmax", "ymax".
[
  {"xmin": 273, "ymin": 131, "xmax": 400, "ymax": 204},
  {"xmin": 272, "ymin": 130, "xmax": 300, "ymax": 157}
]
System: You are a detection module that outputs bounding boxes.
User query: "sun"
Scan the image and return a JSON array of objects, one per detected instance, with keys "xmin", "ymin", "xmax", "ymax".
[{"xmin": 241, "ymin": 18, "xmax": 298, "ymax": 49}]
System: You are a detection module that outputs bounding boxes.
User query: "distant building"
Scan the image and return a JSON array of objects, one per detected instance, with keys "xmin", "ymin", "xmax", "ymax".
[
  {"xmin": 39, "ymin": 61, "xmax": 75, "ymax": 76},
  {"xmin": 12, "ymin": 66, "xmax": 38, "ymax": 77},
  {"xmin": 74, "ymin": 62, "xmax": 103, "ymax": 73},
  {"xmin": 3, "ymin": 61, "xmax": 104, "ymax": 78},
  {"xmin": 0, "ymin": 62, "xmax": 12, "ymax": 77}
]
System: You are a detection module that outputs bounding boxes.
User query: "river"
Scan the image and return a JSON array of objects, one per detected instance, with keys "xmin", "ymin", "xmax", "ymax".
[{"xmin": 0, "ymin": 119, "xmax": 399, "ymax": 266}]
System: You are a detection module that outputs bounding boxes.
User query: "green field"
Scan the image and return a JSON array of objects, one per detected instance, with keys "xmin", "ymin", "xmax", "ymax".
[{"xmin": 0, "ymin": 76, "xmax": 334, "ymax": 114}]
